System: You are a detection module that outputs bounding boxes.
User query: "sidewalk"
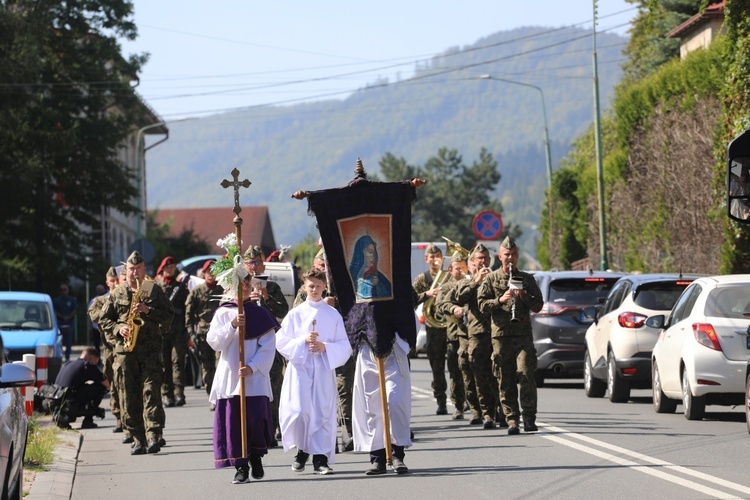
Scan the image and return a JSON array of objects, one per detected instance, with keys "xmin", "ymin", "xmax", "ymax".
[{"xmin": 26, "ymin": 415, "xmax": 83, "ymax": 500}]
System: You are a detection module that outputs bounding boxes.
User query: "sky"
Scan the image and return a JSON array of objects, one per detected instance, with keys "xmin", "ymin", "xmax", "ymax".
[{"xmin": 120, "ymin": 0, "xmax": 637, "ymax": 121}]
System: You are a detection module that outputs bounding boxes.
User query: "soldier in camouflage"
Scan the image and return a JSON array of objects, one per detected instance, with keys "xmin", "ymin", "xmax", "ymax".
[
  {"xmin": 413, "ymin": 244, "xmax": 449, "ymax": 415},
  {"xmin": 99, "ymin": 251, "xmax": 174, "ymax": 455},
  {"xmin": 88, "ymin": 266, "xmax": 122, "ymax": 431},
  {"xmin": 477, "ymin": 237, "xmax": 543, "ymax": 435},
  {"xmin": 435, "ymin": 256, "xmax": 474, "ymax": 421},
  {"xmin": 448, "ymin": 244, "xmax": 502, "ymax": 429},
  {"xmin": 155, "ymin": 256, "xmax": 190, "ymax": 408},
  {"xmin": 185, "ymin": 259, "xmax": 223, "ymax": 405},
  {"xmin": 244, "ymin": 245, "xmax": 289, "ymax": 446}
]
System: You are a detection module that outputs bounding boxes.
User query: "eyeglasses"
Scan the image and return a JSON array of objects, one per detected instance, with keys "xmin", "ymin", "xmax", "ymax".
[{"xmin": 245, "ymin": 260, "xmax": 263, "ymax": 267}]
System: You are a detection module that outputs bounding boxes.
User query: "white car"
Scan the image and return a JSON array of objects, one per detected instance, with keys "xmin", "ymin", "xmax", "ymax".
[
  {"xmin": 412, "ymin": 304, "xmax": 427, "ymax": 357},
  {"xmin": 583, "ymin": 274, "xmax": 699, "ymax": 403},
  {"xmin": 649, "ymin": 275, "xmax": 750, "ymax": 420}
]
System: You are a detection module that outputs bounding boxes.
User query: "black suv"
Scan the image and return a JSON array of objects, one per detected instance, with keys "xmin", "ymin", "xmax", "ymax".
[{"xmin": 531, "ymin": 270, "xmax": 625, "ymax": 386}]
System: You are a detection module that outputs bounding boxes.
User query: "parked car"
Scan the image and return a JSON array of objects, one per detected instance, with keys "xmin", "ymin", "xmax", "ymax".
[
  {"xmin": 531, "ymin": 270, "xmax": 625, "ymax": 386},
  {"xmin": 583, "ymin": 274, "xmax": 700, "ymax": 402},
  {"xmin": 648, "ymin": 275, "xmax": 750, "ymax": 420},
  {"xmin": 0, "ymin": 292, "xmax": 63, "ymax": 382},
  {"xmin": 0, "ymin": 334, "xmax": 36, "ymax": 500}
]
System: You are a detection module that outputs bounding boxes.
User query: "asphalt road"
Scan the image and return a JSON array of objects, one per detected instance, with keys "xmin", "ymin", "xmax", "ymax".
[{"xmin": 70, "ymin": 357, "xmax": 750, "ymax": 499}]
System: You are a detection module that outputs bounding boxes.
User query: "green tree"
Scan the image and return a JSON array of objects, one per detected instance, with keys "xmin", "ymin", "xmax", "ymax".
[
  {"xmin": 379, "ymin": 147, "xmax": 520, "ymax": 247},
  {"xmin": 622, "ymin": 0, "xmax": 699, "ymax": 83},
  {"xmin": 288, "ymin": 232, "xmax": 320, "ymax": 270},
  {"xmin": 0, "ymin": 1, "xmax": 147, "ymax": 292}
]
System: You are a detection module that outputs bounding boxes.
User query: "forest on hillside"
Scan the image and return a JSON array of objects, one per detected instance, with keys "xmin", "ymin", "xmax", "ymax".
[{"xmin": 145, "ymin": 25, "xmax": 626, "ymax": 252}]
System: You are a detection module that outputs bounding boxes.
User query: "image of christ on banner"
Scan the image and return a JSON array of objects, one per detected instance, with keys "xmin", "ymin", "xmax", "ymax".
[{"xmin": 338, "ymin": 214, "xmax": 393, "ymax": 302}]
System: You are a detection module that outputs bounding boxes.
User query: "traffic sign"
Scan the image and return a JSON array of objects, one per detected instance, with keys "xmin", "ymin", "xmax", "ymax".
[{"xmin": 472, "ymin": 210, "xmax": 503, "ymax": 240}]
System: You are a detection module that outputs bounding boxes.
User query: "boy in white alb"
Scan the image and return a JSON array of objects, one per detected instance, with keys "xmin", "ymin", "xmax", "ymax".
[{"xmin": 277, "ymin": 268, "xmax": 352, "ymax": 475}]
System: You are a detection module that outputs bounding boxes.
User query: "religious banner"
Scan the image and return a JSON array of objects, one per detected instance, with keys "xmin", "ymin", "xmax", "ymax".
[{"xmin": 297, "ymin": 162, "xmax": 419, "ymax": 357}]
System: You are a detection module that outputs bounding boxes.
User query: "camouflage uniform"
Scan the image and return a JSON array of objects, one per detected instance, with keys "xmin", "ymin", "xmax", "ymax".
[
  {"xmin": 413, "ymin": 271, "xmax": 448, "ymax": 410},
  {"xmin": 259, "ymin": 280, "xmax": 289, "ymax": 436},
  {"xmin": 184, "ymin": 282, "xmax": 224, "ymax": 395},
  {"xmin": 435, "ymin": 276, "xmax": 473, "ymax": 415},
  {"xmin": 88, "ymin": 293, "xmax": 120, "ymax": 424},
  {"xmin": 477, "ymin": 267, "xmax": 543, "ymax": 425},
  {"xmin": 157, "ymin": 276, "xmax": 190, "ymax": 404},
  {"xmin": 451, "ymin": 276, "xmax": 498, "ymax": 421},
  {"xmin": 100, "ymin": 278, "xmax": 174, "ymax": 447}
]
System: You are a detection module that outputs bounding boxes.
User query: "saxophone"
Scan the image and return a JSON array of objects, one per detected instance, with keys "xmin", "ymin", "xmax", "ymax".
[{"xmin": 124, "ymin": 277, "xmax": 145, "ymax": 352}]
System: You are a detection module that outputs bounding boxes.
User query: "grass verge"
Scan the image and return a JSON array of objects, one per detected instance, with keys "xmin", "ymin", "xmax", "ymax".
[{"xmin": 24, "ymin": 418, "xmax": 60, "ymax": 471}]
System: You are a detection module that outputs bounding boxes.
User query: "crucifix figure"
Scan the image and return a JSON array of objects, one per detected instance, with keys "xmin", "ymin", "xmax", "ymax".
[
  {"xmin": 220, "ymin": 167, "xmax": 252, "ymax": 458},
  {"xmin": 221, "ymin": 168, "xmax": 251, "ymax": 216}
]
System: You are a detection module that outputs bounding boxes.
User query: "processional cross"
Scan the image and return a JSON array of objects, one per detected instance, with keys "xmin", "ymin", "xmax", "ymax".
[{"xmin": 220, "ymin": 167, "xmax": 251, "ymax": 457}]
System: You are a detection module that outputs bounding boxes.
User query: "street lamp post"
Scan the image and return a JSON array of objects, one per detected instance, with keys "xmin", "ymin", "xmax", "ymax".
[{"xmin": 478, "ymin": 74, "xmax": 553, "ymax": 187}]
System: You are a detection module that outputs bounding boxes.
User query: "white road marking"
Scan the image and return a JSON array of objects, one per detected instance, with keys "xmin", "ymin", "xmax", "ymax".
[
  {"xmin": 541, "ymin": 423, "xmax": 750, "ymax": 499},
  {"xmin": 411, "ymin": 386, "xmax": 433, "ymax": 399}
]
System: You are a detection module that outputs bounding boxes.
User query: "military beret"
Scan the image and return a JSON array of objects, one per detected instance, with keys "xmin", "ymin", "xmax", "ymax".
[
  {"xmin": 243, "ymin": 245, "xmax": 264, "ymax": 260},
  {"xmin": 118, "ymin": 265, "xmax": 126, "ymax": 276},
  {"xmin": 425, "ymin": 244, "xmax": 441, "ymax": 255},
  {"xmin": 500, "ymin": 236, "xmax": 517, "ymax": 250},
  {"xmin": 450, "ymin": 250, "xmax": 466, "ymax": 262},
  {"xmin": 201, "ymin": 259, "xmax": 215, "ymax": 273},
  {"xmin": 127, "ymin": 251, "xmax": 144, "ymax": 265},
  {"xmin": 106, "ymin": 266, "xmax": 117, "ymax": 278},
  {"xmin": 314, "ymin": 247, "xmax": 326, "ymax": 261},
  {"xmin": 472, "ymin": 243, "xmax": 490, "ymax": 255}
]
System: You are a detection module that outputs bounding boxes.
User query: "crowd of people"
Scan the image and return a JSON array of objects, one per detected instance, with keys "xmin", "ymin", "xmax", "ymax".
[{"xmin": 65, "ymin": 234, "xmax": 541, "ymax": 484}]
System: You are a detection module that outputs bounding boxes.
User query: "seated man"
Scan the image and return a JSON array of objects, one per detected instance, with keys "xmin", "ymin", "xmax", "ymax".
[{"xmin": 54, "ymin": 347, "xmax": 109, "ymax": 429}]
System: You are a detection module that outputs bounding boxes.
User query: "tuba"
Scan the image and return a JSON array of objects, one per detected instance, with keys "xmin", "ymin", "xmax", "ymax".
[
  {"xmin": 124, "ymin": 276, "xmax": 148, "ymax": 352},
  {"xmin": 423, "ymin": 237, "xmax": 470, "ymax": 328}
]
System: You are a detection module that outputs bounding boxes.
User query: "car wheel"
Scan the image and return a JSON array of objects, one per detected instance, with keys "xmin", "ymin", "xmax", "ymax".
[
  {"xmin": 652, "ymin": 361, "xmax": 677, "ymax": 414},
  {"xmin": 584, "ymin": 351, "xmax": 606, "ymax": 398},
  {"xmin": 682, "ymin": 371, "xmax": 705, "ymax": 421},
  {"xmin": 746, "ymin": 373, "xmax": 750, "ymax": 434},
  {"xmin": 8, "ymin": 461, "xmax": 21, "ymax": 500},
  {"xmin": 607, "ymin": 352, "xmax": 630, "ymax": 403}
]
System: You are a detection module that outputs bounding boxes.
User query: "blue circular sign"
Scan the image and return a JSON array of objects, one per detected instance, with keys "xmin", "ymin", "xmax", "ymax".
[{"xmin": 472, "ymin": 210, "xmax": 504, "ymax": 240}]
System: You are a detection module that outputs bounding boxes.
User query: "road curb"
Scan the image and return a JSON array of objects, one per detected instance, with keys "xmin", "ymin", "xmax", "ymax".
[{"xmin": 26, "ymin": 430, "xmax": 82, "ymax": 500}]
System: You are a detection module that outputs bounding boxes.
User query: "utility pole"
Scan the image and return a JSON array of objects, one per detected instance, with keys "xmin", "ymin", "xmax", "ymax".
[{"xmin": 593, "ymin": 0, "xmax": 608, "ymax": 270}]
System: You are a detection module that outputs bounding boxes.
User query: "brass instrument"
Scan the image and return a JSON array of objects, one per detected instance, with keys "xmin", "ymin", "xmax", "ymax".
[
  {"xmin": 124, "ymin": 276, "xmax": 146, "ymax": 352},
  {"xmin": 508, "ymin": 262, "xmax": 524, "ymax": 323},
  {"xmin": 423, "ymin": 237, "xmax": 471, "ymax": 328}
]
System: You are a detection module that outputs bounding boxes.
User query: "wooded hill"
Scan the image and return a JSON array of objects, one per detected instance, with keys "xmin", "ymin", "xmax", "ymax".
[{"xmin": 146, "ymin": 26, "xmax": 626, "ymax": 251}]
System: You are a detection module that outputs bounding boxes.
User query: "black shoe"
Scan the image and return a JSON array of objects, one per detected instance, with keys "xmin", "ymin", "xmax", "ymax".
[
  {"xmin": 344, "ymin": 439, "xmax": 354, "ymax": 452},
  {"xmin": 365, "ymin": 461, "xmax": 387, "ymax": 475},
  {"xmin": 162, "ymin": 396, "xmax": 175, "ymax": 408},
  {"xmin": 469, "ymin": 413, "xmax": 483, "ymax": 425},
  {"xmin": 131, "ymin": 442, "xmax": 146, "ymax": 455},
  {"xmin": 232, "ymin": 465, "xmax": 250, "ymax": 484},
  {"xmin": 391, "ymin": 457, "xmax": 409, "ymax": 474},
  {"xmin": 269, "ymin": 438, "xmax": 278, "ymax": 448},
  {"xmin": 316, "ymin": 464, "xmax": 334, "ymax": 475},
  {"xmin": 507, "ymin": 422, "xmax": 520, "ymax": 435},
  {"xmin": 292, "ymin": 450, "xmax": 309, "ymax": 472},
  {"xmin": 496, "ymin": 413, "xmax": 509, "ymax": 428},
  {"xmin": 249, "ymin": 456, "xmax": 264, "ymax": 480},
  {"xmin": 452, "ymin": 409, "xmax": 465, "ymax": 420},
  {"xmin": 96, "ymin": 408, "xmax": 106, "ymax": 419},
  {"xmin": 436, "ymin": 404, "xmax": 448, "ymax": 416},
  {"xmin": 122, "ymin": 435, "xmax": 134, "ymax": 444},
  {"xmin": 80, "ymin": 418, "xmax": 98, "ymax": 429},
  {"xmin": 158, "ymin": 436, "xmax": 166, "ymax": 447},
  {"xmin": 146, "ymin": 439, "xmax": 160, "ymax": 454},
  {"xmin": 113, "ymin": 419, "xmax": 123, "ymax": 433},
  {"xmin": 523, "ymin": 417, "xmax": 538, "ymax": 432},
  {"xmin": 175, "ymin": 395, "xmax": 186, "ymax": 407},
  {"xmin": 483, "ymin": 417, "xmax": 495, "ymax": 430}
]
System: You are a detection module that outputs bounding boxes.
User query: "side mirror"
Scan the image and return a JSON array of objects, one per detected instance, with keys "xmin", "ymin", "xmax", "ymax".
[
  {"xmin": 727, "ymin": 129, "xmax": 750, "ymax": 223},
  {"xmin": 645, "ymin": 315, "xmax": 665, "ymax": 330},
  {"xmin": 0, "ymin": 363, "xmax": 36, "ymax": 388}
]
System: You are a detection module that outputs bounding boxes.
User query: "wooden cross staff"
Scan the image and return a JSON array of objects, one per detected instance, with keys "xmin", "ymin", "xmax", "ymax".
[{"xmin": 221, "ymin": 167, "xmax": 251, "ymax": 458}]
